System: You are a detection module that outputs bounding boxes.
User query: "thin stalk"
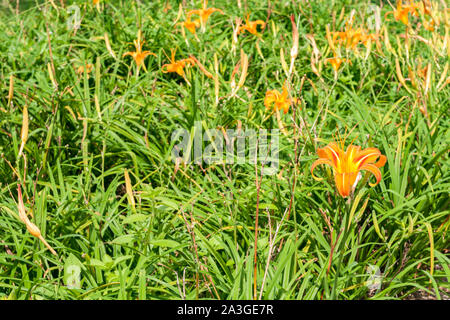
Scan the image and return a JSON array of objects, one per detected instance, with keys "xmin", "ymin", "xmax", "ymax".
[
  {"xmin": 253, "ymin": 139, "xmax": 263, "ymax": 300},
  {"xmin": 330, "ymin": 201, "xmax": 351, "ymax": 300}
]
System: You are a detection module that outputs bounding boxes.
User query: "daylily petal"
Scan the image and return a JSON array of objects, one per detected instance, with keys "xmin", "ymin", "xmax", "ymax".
[
  {"xmin": 374, "ymin": 154, "xmax": 387, "ymax": 168},
  {"xmin": 398, "ymin": 10, "xmax": 410, "ymax": 25},
  {"xmin": 282, "ymin": 102, "xmax": 290, "ymax": 114},
  {"xmin": 162, "ymin": 55, "xmax": 195, "ymax": 78},
  {"xmin": 345, "ymin": 145, "xmax": 362, "ymax": 172},
  {"xmin": 334, "ymin": 172, "xmax": 359, "ymax": 197},
  {"xmin": 164, "ymin": 63, "xmax": 184, "ymax": 76},
  {"xmin": 188, "ymin": 7, "xmax": 223, "ymax": 24},
  {"xmin": 281, "ymin": 85, "xmax": 289, "ymax": 100},
  {"xmin": 264, "ymin": 91, "xmax": 277, "ymax": 108},
  {"xmin": 310, "ymin": 159, "xmax": 334, "ymax": 181},
  {"xmin": 264, "ymin": 85, "xmax": 297, "ymax": 114},
  {"xmin": 317, "ymin": 142, "xmax": 344, "ymax": 170},
  {"xmin": 142, "ymin": 51, "xmax": 156, "ymax": 57},
  {"xmin": 180, "ymin": 18, "xmax": 200, "ymax": 34},
  {"xmin": 237, "ymin": 16, "xmax": 265, "ymax": 35},
  {"xmin": 360, "ymin": 163, "xmax": 383, "ymax": 187},
  {"xmin": 354, "ymin": 147, "xmax": 383, "ymax": 168}
]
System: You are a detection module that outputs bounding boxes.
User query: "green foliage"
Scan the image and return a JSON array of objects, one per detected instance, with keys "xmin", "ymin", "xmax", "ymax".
[{"xmin": 0, "ymin": 0, "xmax": 448, "ymax": 300}]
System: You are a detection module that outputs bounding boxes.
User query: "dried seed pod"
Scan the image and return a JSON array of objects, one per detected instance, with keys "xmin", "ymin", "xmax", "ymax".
[
  {"xmin": 124, "ymin": 169, "xmax": 135, "ymax": 210},
  {"xmin": 18, "ymin": 105, "xmax": 28, "ymax": 157},
  {"xmin": 17, "ymin": 185, "xmax": 57, "ymax": 255}
]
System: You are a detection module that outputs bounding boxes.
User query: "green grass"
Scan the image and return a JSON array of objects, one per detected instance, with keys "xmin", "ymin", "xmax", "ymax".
[{"xmin": 0, "ymin": 0, "xmax": 449, "ymax": 300}]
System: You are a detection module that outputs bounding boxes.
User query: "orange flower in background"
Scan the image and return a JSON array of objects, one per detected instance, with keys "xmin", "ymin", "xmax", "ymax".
[
  {"xmin": 359, "ymin": 33, "xmax": 378, "ymax": 48},
  {"xmin": 264, "ymin": 84, "xmax": 298, "ymax": 114},
  {"xmin": 414, "ymin": 62, "xmax": 429, "ymax": 83},
  {"xmin": 332, "ymin": 29, "xmax": 360, "ymax": 51},
  {"xmin": 237, "ymin": 14, "xmax": 265, "ymax": 35},
  {"xmin": 187, "ymin": 1, "xmax": 223, "ymax": 26},
  {"xmin": 123, "ymin": 30, "xmax": 156, "ymax": 69},
  {"xmin": 93, "ymin": 0, "xmax": 100, "ymax": 5},
  {"xmin": 75, "ymin": 63, "xmax": 93, "ymax": 76},
  {"xmin": 311, "ymin": 141, "xmax": 387, "ymax": 198},
  {"xmin": 325, "ymin": 55, "xmax": 351, "ymax": 72},
  {"xmin": 408, "ymin": 60, "xmax": 431, "ymax": 90},
  {"xmin": 331, "ymin": 21, "xmax": 376, "ymax": 51},
  {"xmin": 385, "ymin": 0, "xmax": 420, "ymax": 26},
  {"xmin": 178, "ymin": 16, "xmax": 201, "ymax": 34},
  {"xmin": 419, "ymin": 1, "xmax": 439, "ymax": 32},
  {"xmin": 422, "ymin": 18, "xmax": 436, "ymax": 31},
  {"xmin": 161, "ymin": 49, "xmax": 196, "ymax": 77},
  {"xmin": 403, "ymin": 1, "xmax": 421, "ymax": 15}
]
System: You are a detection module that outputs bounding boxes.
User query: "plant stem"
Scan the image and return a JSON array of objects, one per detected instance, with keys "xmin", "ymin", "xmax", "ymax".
[{"xmin": 330, "ymin": 201, "xmax": 351, "ymax": 299}]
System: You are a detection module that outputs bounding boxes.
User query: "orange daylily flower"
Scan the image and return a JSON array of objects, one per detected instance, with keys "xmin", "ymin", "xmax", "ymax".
[
  {"xmin": 422, "ymin": 19, "xmax": 435, "ymax": 31},
  {"xmin": 75, "ymin": 63, "xmax": 93, "ymax": 76},
  {"xmin": 405, "ymin": 1, "xmax": 421, "ymax": 14},
  {"xmin": 325, "ymin": 56, "xmax": 351, "ymax": 72},
  {"xmin": 311, "ymin": 141, "xmax": 387, "ymax": 198},
  {"xmin": 408, "ymin": 60, "xmax": 430, "ymax": 89},
  {"xmin": 416, "ymin": 63, "xmax": 429, "ymax": 80},
  {"xmin": 385, "ymin": 0, "xmax": 420, "ymax": 26},
  {"xmin": 358, "ymin": 32, "xmax": 378, "ymax": 49},
  {"xmin": 123, "ymin": 31, "xmax": 156, "ymax": 69},
  {"xmin": 178, "ymin": 16, "xmax": 201, "ymax": 34},
  {"xmin": 161, "ymin": 49, "xmax": 196, "ymax": 77},
  {"xmin": 264, "ymin": 84, "xmax": 298, "ymax": 114},
  {"xmin": 332, "ymin": 30, "xmax": 360, "ymax": 51},
  {"xmin": 237, "ymin": 14, "xmax": 265, "ymax": 35},
  {"xmin": 187, "ymin": 1, "xmax": 223, "ymax": 26},
  {"xmin": 421, "ymin": 9, "xmax": 439, "ymax": 32},
  {"xmin": 331, "ymin": 21, "xmax": 377, "ymax": 51},
  {"xmin": 93, "ymin": 0, "xmax": 100, "ymax": 5},
  {"xmin": 122, "ymin": 30, "xmax": 156, "ymax": 69},
  {"xmin": 163, "ymin": 1, "xmax": 172, "ymax": 13}
]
